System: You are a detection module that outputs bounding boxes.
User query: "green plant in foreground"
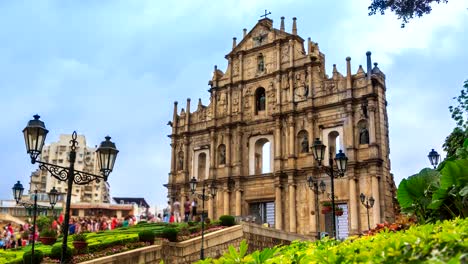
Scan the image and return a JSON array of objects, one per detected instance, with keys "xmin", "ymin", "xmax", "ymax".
[
  {"xmin": 72, "ymin": 233, "xmax": 87, "ymax": 242},
  {"xmin": 219, "ymin": 215, "xmax": 235, "ymax": 227},
  {"xmin": 196, "ymin": 218, "xmax": 468, "ymax": 264},
  {"xmin": 138, "ymin": 230, "xmax": 156, "ymax": 243},
  {"xmin": 50, "ymin": 244, "xmax": 73, "ymax": 261},
  {"xmin": 22, "ymin": 250, "xmax": 43, "ymax": 264},
  {"xmin": 39, "ymin": 228, "xmax": 57, "ymax": 238}
]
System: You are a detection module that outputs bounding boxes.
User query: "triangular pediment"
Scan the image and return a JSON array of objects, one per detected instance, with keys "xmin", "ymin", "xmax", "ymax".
[{"xmin": 227, "ymin": 18, "xmax": 301, "ymax": 56}]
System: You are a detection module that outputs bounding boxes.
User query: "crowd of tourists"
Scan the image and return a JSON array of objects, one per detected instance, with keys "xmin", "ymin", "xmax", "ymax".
[
  {"xmin": 0, "ymin": 212, "xmax": 162, "ymax": 250},
  {"xmin": 0, "ymin": 222, "xmax": 36, "ymax": 250},
  {"xmin": 162, "ymin": 197, "xmax": 198, "ymax": 223}
]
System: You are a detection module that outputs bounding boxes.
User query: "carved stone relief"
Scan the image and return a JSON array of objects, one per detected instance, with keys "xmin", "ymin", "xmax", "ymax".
[
  {"xmin": 232, "ymin": 91, "xmax": 240, "ymax": 113},
  {"xmin": 281, "ymin": 45, "xmax": 289, "ymax": 63}
]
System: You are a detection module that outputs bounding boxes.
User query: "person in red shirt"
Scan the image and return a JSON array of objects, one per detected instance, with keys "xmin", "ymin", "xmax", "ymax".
[
  {"xmin": 51, "ymin": 219, "xmax": 58, "ymax": 231},
  {"xmin": 111, "ymin": 216, "xmax": 118, "ymax": 230},
  {"xmin": 58, "ymin": 213, "xmax": 64, "ymax": 225},
  {"xmin": 169, "ymin": 213, "xmax": 175, "ymax": 223}
]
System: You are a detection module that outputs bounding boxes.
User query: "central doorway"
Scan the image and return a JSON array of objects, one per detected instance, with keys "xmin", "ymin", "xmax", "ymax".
[{"xmin": 249, "ymin": 201, "xmax": 275, "ymax": 227}]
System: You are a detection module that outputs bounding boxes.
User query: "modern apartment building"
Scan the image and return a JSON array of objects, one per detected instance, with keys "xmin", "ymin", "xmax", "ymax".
[{"xmin": 29, "ymin": 134, "xmax": 111, "ymax": 204}]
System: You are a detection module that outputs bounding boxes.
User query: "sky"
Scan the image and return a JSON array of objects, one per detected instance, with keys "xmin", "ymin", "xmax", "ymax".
[{"xmin": 0, "ymin": 0, "xmax": 467, "ymax": 208}]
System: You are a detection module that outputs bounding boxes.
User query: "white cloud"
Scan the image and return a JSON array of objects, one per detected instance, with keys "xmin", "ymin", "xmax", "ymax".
[{"xmin": 338, "ymin": 0, "xmax": 468, "ymax": 66}]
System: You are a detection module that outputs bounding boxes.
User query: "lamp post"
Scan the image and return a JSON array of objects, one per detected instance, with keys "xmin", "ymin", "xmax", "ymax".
[
  {"xmin": 12, "ymin": 181, "xmax": 59, "ymax": 264},
  {"xmin": 359, "ymin": 193, "xmax": 375, "ymax": 230},
  {"xmin": 189, "ymin": 177, "xmax": 217, "ymax": 260},
  {"xmin": 22, "ymin": 115, "xmax": 118, "ymax": 264},
  {"xmin": 428, "ymin": 149, "xmax": 440, "ymax": 169},
  {"xmin": 311, "ymin": 138, "xmax": 348, "ymax": 239},
  {"xmin": 307, "ymin": 176, "xmax": 326, "ymax": 239}
]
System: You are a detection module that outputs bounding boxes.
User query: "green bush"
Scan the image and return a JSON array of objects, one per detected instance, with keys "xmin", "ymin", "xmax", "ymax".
[
  {"xmin": 72, "ymin": 233, "xmax": 87, "ymax": 242},
  {"xmin": 39, "ymin": 228, "xmax": 57, "ymax": 238},
  {"xmin": 219, "ymin": 215, "xmax": 235, "ymax": 226},
  {"xmin": 137, "ymin": 221, "xmax": 147, "ymax": 225},
  {"xmin": 188, "ymin": 226, "xmax": 201, "ymax": 233},
  {"xmin": 22, "ymin": 250, "xmax": 43, "ymax": 264},
  {"xmin": 36, "ymin": 216, "xmax": 53, "ymax": 231},
  {"xmin": 50, "ymin": 244, "xmax": 73, "ymax": 261},
  {"xmin": 187, "ymin": 221, "xmax": 196, "ymax": 226},
  {"xmin": 161, "ymin": 227, "xmax": 178, "ymax": 242},
  {"xmin": 138, "ymin": 230, "xmax": 155, "ymax": 243}
]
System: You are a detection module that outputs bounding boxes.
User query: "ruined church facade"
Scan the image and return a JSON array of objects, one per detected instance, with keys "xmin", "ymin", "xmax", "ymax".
[{"xmin": 166, "ymin": 17, "xmax": 395, "ymax": 237}]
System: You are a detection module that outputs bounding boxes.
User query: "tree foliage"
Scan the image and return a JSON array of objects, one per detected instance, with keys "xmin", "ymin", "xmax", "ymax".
[
  {"xmin": 443, "ymin": 127, "xmax": 468, "ymax": 158},
  {"xmin": 449, "ymin": 80, "xmax": 468, "ymax": 130},
  {"xmin": 368, "ymin": 0, "xmax": 449, "ymax": 27}
]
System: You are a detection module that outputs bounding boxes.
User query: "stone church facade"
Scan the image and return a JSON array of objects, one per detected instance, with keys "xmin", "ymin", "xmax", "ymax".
[{"xmin": 166, "ymin": 17, "xmax": 396, "ymax": 237}]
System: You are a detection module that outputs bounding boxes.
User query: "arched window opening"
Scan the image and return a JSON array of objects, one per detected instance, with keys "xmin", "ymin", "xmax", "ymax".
[
  {"xmin": 297, "ymin": 130, "xmax": 309, "ymax": 154},
  {"xmin": 254, "ymin": 138, "xmax": 271, "ymax": 174},
  {"xmin": 358, "ymin": 120, "xmax": 369, "ymax": 145},
  {"xmin": 218, "ymin": 144, "xmax": 226, "ymax": 165},
  {"xmin": 257, "ymin": 54, "xmax": 265, "ymax": 72},
  {"xmin": 197, "ymin": 153, "xmax": 207, "ymax": 180},
  {"xmin": 262, "ymin": 142, "xmax": 271, "ymax": 173},
  {"xmin": 328, "ymin": 131, "xmax": 340, "ymax": 157},
  {"xmin": 255, "ymin": 87, "xmax": 266, "ymax": 114},
  {"xmin": 177, "ymin": 151, "xmax": 184, "ymax": 171}
]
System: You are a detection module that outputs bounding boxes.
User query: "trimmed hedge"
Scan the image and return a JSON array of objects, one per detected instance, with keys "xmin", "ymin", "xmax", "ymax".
[
  {"xmin": 22, "ymin": 250, "xmax": 43, "ymax": 264},
  {"xmin": 50, "ymin": 245, "xmax": 73, "ymax": 262},
  {"xmin": 219, "ymin": 215, "xmax": 235, "ymax": 226},
  {"xmin": 161, "ymin": 227, "xmax": 178, "ymax": 242},
  {"xmin": 138, "ymin": 230, "xmax": 156, "ymax": 243}
]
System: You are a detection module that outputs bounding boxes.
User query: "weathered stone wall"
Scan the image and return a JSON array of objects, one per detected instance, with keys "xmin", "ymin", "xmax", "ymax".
[
  {"xmin": 80, "ymin": 244, "xmax": 162, "ymax": 264},
  {"xmin": 242, "ymin": 222, "xmax": 312, "ymax": 253},
  {"xmin": 80, "ymin": 223, "xmax": 312, "ymax": 264},
  {"xmin": 161, "ymin": 225, "xmax": 244, "ymax": 264}
]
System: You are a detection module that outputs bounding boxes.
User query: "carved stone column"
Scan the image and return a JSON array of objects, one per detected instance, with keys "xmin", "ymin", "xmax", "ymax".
[
  {"xmin": 348, "ymin": 169, "xmax": 359, "ymax": 234},
  {"xmin": 275, "ymin": 183, "xmax": 283, "ymax": 230},
  {"xmin": 226, "ymin": 128, "xmax": 232, "ymax": 167},
  {"xmin": 183, "ymin": 136, "xmax": 190, "ymax": 182},
  {"xmin": 288, "ymin": 71, "xmax": 294, "ymax": 103},
  {"xmin": 309, "ymin": 185, "xmax": 317, "ymax": 235},
  {"xmin": 371, "ymin": 174, "xmax": 381, "ymax": 226},
  {"xmin": 223, "ymin": 187, "xmax": 230, "ymax": 215},
  {"xmin": 368, "ymin": 101, "xmax": 376, "ymax": 144},
  {"xmin": 208, "ymin": 196, "xmax": 214, "ymax": 220},
  {"xmin": 235, "ymin": 127, "xmax": 243, "ymax": 175},
  {"xmin": 209, "ymin": 129, "xmax": 216, "ymax": 179},
  {"xmin": 345, "ymin": 103, "xmax": 356, "ymax": 161},
  {"xmin": 288, "ymin": 180, "xmax": 297, "ymax": 233},
  {"xmin": 235, "ymin": 188, "xmax": 242, "ymax": 216},
  {"xmin": 274, "ymin": 118, "xmax": 282, "ymax": 171}
]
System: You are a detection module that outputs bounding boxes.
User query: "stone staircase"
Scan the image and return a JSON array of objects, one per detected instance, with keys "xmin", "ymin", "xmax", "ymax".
[{"xmin": 81, "ymin": 223, "xmax": 313, "ymax": 264}]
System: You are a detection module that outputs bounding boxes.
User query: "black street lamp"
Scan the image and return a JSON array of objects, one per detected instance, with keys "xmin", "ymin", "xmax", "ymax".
[
  {"xmin": 189, "ymin": 177, "xmax": 217, "ymax": 260},
  {"xmin": 428, "ymin": 149, "xmax": 440, "ymax": 169},
  {"xmin": 12, "ymin": 181, "xmax": 60, "ymax": 264},
  {"xmin": 22, "ymin": 115, "xmax": 118, "ymax": 264},
  {"xmin": 307, "ymin": 176, "xmax": 326, "ymax": 239},
  {"xmin": 359, "ymin": 193, "xmax": 375, "ymax": 230},
  {"xmin": 311, "ymin": 138, "xmax": 348, "ymax": 239}
]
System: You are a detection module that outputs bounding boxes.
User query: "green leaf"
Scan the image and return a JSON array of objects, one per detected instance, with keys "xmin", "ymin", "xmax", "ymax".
[
  {"xmin": 397, "ymin": 168, "xmax": 440, "ymax": 209},
  {"xmin": 440, "ymin": 159, "xmax": 468, "ymax": 189},
  {"xmin": 460, "ymin": 186, "xmax": 468, "ymax": 196}
]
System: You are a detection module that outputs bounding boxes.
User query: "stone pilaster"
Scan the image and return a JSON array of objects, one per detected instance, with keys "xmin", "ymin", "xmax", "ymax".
[
  {"xmin": 275, "ymin": 183, "xmax": 283, "ymax": 230},
  {"xmin": 371, "ymin": 174, "xmax": 381, "ymax": 226},
  {"xmin": 348, "ymin": 169, "xmax": 359, "ymax": 234},
  {"xmin": 288, "ymin": 181, "xmax": 297, "ymax": 233},
  {"xmin": 223, "ymin": 188, "xmax": 230, "ymax": 215},
  {"xmin": 235, "ymin": 189, "xmax": 242, "ymax": 216}
]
